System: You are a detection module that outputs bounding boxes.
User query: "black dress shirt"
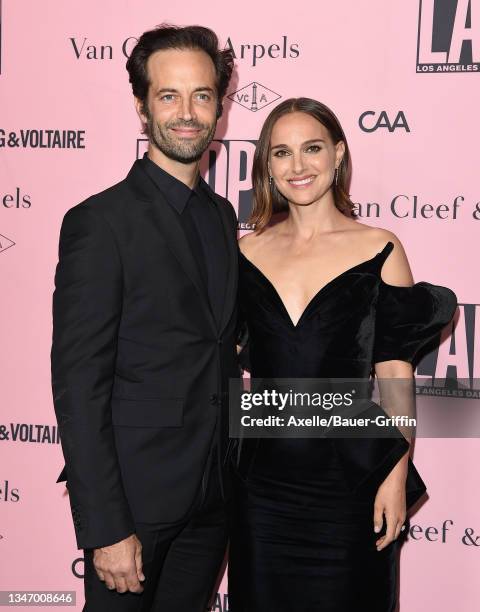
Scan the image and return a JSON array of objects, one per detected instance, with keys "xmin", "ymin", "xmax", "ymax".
[{"xmin": 141, "ymin": 153, "xmax": 228, "ymax": 326}]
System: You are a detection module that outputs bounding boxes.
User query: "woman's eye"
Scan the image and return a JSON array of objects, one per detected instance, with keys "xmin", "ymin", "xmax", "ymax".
[
  {"xmin": 273, "ymin": 149, "xmax": 289, "ymax": 157},
  {"xmin": 306, "ymin": 145, "xmax": 321, "ymax": 153}
]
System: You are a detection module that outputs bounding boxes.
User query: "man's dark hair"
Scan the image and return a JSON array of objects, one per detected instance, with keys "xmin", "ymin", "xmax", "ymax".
[{"xmin": 126, "ymin": 24, "xmax": 234, "ymax": 118}]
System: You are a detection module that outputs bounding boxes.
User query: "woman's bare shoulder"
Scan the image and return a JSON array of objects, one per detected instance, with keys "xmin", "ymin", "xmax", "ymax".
[
  {"xmin": 351, "ymin": 223, "xmax": 405, "ymax": 255},
  {"xmin": 357, "ymin": 225, "xmax": 413, "ymax": 285},
  {"xmin": 238, "ymin": 224, "xmax": 282, "ymax": 258}
]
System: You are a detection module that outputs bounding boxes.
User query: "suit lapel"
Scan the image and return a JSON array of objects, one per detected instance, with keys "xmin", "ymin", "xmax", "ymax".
[
  {"xmin": 202, "ymin": 182, "xmax": 238, "ymax": 336},
  {"xmin": 126, "ymin": 161, "xmax": 217, "ymax": 333}
]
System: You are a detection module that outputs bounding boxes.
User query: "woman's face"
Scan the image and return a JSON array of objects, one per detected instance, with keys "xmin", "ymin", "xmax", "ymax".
[{"xmin": 268, "ymin": 111, "xmax": 345, "ymax": 207}]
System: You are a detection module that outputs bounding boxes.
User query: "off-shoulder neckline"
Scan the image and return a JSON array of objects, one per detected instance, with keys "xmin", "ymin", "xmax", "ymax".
[{"xmin": 240, "ymin": 241, "xmax": 398, "ymax": 328}]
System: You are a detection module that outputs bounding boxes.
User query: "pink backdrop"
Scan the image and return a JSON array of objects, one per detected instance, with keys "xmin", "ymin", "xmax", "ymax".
[{"xmin": 1, "ymin": 0, "xmax": 478, "ymax": 609}]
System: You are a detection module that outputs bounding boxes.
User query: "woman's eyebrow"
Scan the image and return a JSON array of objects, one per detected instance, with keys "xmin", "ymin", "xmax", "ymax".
[{"xmin": 271, "ymin": 138, "xmax": 325, "ymax": 151}]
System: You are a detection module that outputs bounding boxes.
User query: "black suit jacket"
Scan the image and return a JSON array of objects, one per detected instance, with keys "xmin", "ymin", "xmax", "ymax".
[{"xmin": 51, "ymin": 160, "xmax": 239, "ymax": 550}]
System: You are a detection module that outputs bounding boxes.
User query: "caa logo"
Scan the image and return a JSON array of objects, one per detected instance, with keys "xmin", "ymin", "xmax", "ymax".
[
  {"xmin": 417, "ymin": 0, "xmax": 480, "ymax": 72},
  {"xmin": 359, "ymin": 111, "xmax": 410, "ymax": 133},
  {"xmin": 227, "ymin": 82, "xmax": 281, "ymax": 112},
  {"xmin": 137, "ymin": 139, "xmax": 258, "ymax": 226}
]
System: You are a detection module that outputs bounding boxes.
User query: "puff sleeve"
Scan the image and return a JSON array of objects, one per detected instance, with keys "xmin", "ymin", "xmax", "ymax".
[{"xmin": 373, "ymin": 281, "xmax": 457, "ymax": 366}]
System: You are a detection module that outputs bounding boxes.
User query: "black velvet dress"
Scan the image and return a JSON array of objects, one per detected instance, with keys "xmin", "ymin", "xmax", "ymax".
[{"xmin": 228, "ymin": 240, "xmax": 457, "ymax": 612}]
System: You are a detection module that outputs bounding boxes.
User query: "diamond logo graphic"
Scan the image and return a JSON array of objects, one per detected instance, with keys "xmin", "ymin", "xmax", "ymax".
[
  {"xmin": 227, "ymin": 82, "xmax": 281, "ymax": 112},
  {"xmin": 0, "ymin": 233, "xmax": 15, "ymax": 254}
]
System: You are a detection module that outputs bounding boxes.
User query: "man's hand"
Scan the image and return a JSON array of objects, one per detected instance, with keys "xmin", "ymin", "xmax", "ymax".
[{"xmin": 93, "ymin": 534, "xmax": 145, "ymax": 593}]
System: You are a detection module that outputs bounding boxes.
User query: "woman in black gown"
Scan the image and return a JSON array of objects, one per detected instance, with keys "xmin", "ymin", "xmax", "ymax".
[{"xmin": 228, "ymin": 98, "xmax": 457, "ymax": 611}]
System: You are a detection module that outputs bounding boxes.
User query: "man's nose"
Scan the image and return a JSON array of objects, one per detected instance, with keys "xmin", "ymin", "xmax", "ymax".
[{"xmin": 178, "ymin": 97, "xmax": 194, "ymax": 122}]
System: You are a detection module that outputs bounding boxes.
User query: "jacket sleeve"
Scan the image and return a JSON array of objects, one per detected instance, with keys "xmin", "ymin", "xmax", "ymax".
[{"xmin": 51, "ymin": 204, "xmax": 135, "ymax": 550}]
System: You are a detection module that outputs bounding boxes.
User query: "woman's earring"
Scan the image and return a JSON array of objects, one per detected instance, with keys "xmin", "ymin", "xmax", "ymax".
[
  {"xmin": 334, "ymin": 167, "xmax": 339, "ymax": 186},
  {"xmin": 269, "ymin": 175, "xmax": 273, "ymax": 186}
]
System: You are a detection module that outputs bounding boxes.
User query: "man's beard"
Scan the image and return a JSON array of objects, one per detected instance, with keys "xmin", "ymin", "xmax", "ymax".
[{"xmin": 144, "ymin": 106, "xmax": 216, "ymax": 164}]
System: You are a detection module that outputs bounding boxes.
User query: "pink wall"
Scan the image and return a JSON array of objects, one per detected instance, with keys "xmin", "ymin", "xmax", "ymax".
[{"xmin": 1, "ymin": 0, "xmax": 478, "ymax": 609}]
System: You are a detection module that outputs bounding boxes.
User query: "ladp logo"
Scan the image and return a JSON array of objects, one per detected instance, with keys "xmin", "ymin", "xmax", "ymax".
[
  {"xmin": 227, "ymin": 82, "xmax": 281, "ymax": 112},
  {"xmin": 199, "ymin": 140, "xmax": 257, "ymax": 225},
  {"xmin": 417, "ymin": 0, "xmax": 480, "ymax": 72}
]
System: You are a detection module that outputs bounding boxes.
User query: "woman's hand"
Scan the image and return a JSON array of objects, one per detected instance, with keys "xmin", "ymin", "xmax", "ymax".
[{"xmin": 373, "ymin": 455, "xmax": 408, "ymax": 551}]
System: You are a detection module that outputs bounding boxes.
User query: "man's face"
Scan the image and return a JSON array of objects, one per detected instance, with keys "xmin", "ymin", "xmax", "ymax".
[{"xmin": 138, "ymin": 48, "xmax": 218, "ymax": 163}]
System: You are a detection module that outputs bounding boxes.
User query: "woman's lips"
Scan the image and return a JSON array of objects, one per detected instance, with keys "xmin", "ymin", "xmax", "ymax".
[{"xmin": 287, "ymin": 175, "xmax": 316, "ymax": 187}]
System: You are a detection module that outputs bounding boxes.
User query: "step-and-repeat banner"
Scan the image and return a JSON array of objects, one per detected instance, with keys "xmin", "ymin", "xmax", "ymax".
[{"xmin": 1, "ymin": 1, "xmax": 478, "ymax": 610}]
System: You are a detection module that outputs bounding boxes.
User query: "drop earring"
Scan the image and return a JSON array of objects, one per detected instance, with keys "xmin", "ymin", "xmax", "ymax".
[
  {"xmin": 269, "ymin": 175, "xmax": 273, "ymax": 186},
  {"xmin": 335, "ymin": 167, "xmax": 339, "ymax": 186}
]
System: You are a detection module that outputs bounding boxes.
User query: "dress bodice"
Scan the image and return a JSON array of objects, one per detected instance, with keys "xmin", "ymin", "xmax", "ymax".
[
  {"xmin": 239, "ymin": 241, "xmax": 457, "ymax": 378},
  {"xmin": 236, "ymin": 240, "xmax": 458, "ymax": 509}
]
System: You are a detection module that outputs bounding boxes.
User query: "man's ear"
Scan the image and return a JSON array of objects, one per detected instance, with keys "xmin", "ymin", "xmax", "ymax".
[{"xmin": 134, "ymin": 97, "xmax": 148, "ymax": 124}]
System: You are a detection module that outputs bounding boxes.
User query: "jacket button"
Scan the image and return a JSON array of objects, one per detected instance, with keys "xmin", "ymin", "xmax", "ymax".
[
  {"xmin": 217, "ymin": 339, "xmax": 223, "ymax": 345},
  {"xmin": 210, "ymin": 394, "xmax": 218, "ymax": 405}
]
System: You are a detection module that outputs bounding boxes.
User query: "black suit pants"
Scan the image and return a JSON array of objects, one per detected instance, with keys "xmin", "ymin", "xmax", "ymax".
[{"xmin": 83, "ymin": 456, "xmax": 228, "ymax": 611}]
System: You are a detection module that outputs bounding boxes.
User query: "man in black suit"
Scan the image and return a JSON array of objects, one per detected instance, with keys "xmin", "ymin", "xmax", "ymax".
[{"xmin": 51, "ymin": 25, "xmax": 238, "ymax": 611}]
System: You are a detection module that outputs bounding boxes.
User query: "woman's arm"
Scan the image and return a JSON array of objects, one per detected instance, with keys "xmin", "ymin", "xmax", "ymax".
[{"xmin": 372, "ymin": 231, "xmax": 415, "ymax": 551}]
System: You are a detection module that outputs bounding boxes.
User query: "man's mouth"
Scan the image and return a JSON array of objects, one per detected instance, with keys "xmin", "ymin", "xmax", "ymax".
[
  {"xmin": 170, "ymin": 127, "xmax": 203, "ymax": 138},
  {"xmin": 287, "ymin": 175, "xmax": 316, "ymax": 187}
]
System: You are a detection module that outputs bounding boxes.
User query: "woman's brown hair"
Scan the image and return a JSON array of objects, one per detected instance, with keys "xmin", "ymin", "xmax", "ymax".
[{"xmin": 249, "ymin": 97, "xmax": 354, "ymax": 230}]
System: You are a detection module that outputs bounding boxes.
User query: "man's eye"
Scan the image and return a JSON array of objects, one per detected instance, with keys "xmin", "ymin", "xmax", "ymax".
[
  {"xmin": 196, "ymin": 93, "xmax": 211, "ymax": 101},
  {"xmin": 161, "ymin": 94, "xmax": 176, "ymax": 102}
]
